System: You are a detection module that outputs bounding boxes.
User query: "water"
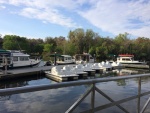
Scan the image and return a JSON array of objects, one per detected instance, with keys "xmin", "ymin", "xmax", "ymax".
[{"xmin": 0, "ymin": 67, "xmax": 150, "ymax": 113}]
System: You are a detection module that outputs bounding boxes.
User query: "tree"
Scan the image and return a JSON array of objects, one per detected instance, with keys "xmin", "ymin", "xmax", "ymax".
[
  {"xmin": 44, "ymin": 37, "xmax": 56, "ymax": 52},
  {"xmin": 68, "ymin": 28, "xmax": 85, "ymax": 53},
  {"xmin": 84, "ymin": 29, "xmax": 95, "ymax": 53},
  {"xmin": 3, "ymin": 35, "xmax": 29, "ymax": 52}
]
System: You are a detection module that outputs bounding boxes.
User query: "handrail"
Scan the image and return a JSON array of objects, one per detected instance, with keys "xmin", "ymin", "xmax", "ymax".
[{"xmin": 0, "ymin": 73, "xmax": 150, "ymax": 96}]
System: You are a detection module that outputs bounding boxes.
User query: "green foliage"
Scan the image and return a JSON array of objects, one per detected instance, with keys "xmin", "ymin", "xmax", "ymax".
[
  {"xmin": 1, "ymin": 31, "xmax": 150, "ymax": 61},
  {"xmin": 3, "ymin": 35, "xmax": 29, "ymax": 51},
  {"xmin": 43, "ymin": 43, "xmax": 53, "ymax": 52}
]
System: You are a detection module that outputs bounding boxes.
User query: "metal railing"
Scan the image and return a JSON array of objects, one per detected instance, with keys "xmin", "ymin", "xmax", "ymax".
[{"xmin": 0, "ymin": 73, "xmax": 150, "ymax": 113}]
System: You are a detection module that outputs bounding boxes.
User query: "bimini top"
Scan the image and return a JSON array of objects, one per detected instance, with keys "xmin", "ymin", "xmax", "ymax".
[
  {"xmin": 118, "ymin": 54, "xmax": 134, "ymax": 57},
  {"xmin": 0, "ymin": 49, "xmax": 11, "ymax": 56}
]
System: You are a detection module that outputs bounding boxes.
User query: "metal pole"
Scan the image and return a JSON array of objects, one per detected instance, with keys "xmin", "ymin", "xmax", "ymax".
[
  {"xmin": 140, "ymin": 97, "xmax": 150, "ymax": 113},
  {"xmin": 91, "ymin": 83, "xmax": 95, "ymax": 113},
  {"xmin": 137, "ymin": 77, "xmax": 141, "ymax": 113},
  {"xmin": 54, "ymin": 52, "xmax": 56, "ymax": 65}
]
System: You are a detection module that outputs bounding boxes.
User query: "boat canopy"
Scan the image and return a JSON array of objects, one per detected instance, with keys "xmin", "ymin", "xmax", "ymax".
[
  {"xmin": 118, "ymin": 54, "xmax": 134, "ymax": 57},
  {"xmin": 0, "ymin": 49, "xmax": 11, "ymax": 56},
  {"xmin": 49, "ymin": 54, "xmax": 62, "ymax": 57}
]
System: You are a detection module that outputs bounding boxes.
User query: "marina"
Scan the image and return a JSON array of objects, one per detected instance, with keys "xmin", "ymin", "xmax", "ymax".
[
  {"xmin": 0, "ymin": 62, "xmax": 150, "ymax": 112},
  {"xmin": 1, "ymin": 1, "xmax": 150, "ymax": 112},
  {"xmin": 0, "ymin": 61, "xmax": 149, "ymax": 81}
]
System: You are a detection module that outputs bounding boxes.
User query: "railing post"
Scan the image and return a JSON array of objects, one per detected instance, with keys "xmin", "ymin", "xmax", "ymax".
[
  {"xmin": 137, "ymin": 77, "xmax": 141, "ymax": 113},
  {"xmin": 91, "ymin": 83, "xmax": 95, "ymax": 113}
]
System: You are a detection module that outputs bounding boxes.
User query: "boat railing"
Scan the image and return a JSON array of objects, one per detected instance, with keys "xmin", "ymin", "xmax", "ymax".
[
  {"xmin": 0, "ymin": 56, "xmax": 11, "ymax": 65},
  {"xmin": 0, "ymin": 73, "xmax": 150, "ymax": 113}
]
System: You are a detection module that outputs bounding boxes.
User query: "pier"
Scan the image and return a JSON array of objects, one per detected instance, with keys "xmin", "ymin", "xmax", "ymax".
[
  {"xmin": 0, "ymin": 66, "xmax": 52, "ymax": 80},
  {"xmin": 0, "ymin": 63, "xmax": 149, "ymax": 81},
  {"xmin": 122, "ymin": 64, "xmax": 150, "ymax": 69}
]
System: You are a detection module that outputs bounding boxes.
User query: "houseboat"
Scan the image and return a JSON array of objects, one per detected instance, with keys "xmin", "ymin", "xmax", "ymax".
[
  {"xmin": 117, "ymin": 54, "xmax": 146, "ymax": 64},
  {"xmin": 0, "ymin": 50, "xmax": 41, "ymax": 69},
  {"xmin": 74, "ymin": 53, "xmax": 94, "ymax": 64},
  {"xmin": 56, "ymin": 55, "xmax": 75, "ymax": 65}
]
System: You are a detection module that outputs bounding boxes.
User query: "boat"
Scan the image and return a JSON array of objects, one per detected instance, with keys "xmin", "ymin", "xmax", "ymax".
[
  {"xmin": 0, "ymin": 50, "xmax": 41, "ymax": 69},
  {"xmin": 56, "ymin": 55, "xmax": 75, "ymax": 65},
  {"xmin": 116, "ymin": 54, "xmax": 146, "ymax": 64},
  {"xmin": 45, "ymin": 66, "xmax": 79, "ymax": 81},
  {"xmin": 74, "ymin": 53, "xmax": 94, "ymax": 64}
]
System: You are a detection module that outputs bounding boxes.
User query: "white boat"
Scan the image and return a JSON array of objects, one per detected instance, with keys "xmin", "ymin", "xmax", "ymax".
[
  {"xmin": 117, "ymin": 54, "xmax": 146, "ymax": 64},
  {"xmin": 46, "ymin": 66, "xmax": 79, "ymax": 81},
  {"xmin": 110, "ymin": 61, "xmax": 124, "ymax": 69},
  {"xmin": 74, "ymin": 53, "xmax": 94, "ymax": 64},
  {"xmin": 0, "ymin": 50, "xmax": 41, "ymax": 69},
  {"xmin": 56, "ymin": 55, "xmax": 75, "ymax": 65},
  {"xmin": 72, "ymin": 64, "xmax": 88, "ymax": 76}
]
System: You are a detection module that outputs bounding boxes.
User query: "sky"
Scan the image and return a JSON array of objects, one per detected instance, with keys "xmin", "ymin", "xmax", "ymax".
[{"xmin": 0, "ymin": 0, "xmax": 150, "ymax": 39}]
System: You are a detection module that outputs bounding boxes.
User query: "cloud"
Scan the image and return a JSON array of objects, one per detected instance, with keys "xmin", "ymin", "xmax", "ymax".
[
  {"xmin": 1, "ymin": 0, "xmax": 80, "ymax": 28},
  {"xmin": 19, "ymin": 7, "xmax": 78, "ymax": 28},
  {"xmin": 0, "ymin": 5, "xmax": 5, "ymax": 10},
  {"xmin": 79, "ymin": 0, "xmax": 150, "ymax": 38},
  {"xmin": 1, "ymin": 0, "xmax": 150, "ymax": 38}
]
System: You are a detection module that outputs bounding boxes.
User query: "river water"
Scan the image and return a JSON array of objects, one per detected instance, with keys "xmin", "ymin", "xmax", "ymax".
[{"xmin": 0, "ymin": 67, "xmax": 150, "ymax": 113}]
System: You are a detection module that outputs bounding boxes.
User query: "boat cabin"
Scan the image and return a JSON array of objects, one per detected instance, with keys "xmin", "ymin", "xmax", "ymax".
[
  {"xmin": 117, "ymin": 54, "xmax": 134, "ymax": 62},
  {"xmin": 117, "ymin": 54, "xmax": 145, "ymax": 64},
  {"xmin": 9, "ymin": 50, "xmax": 30, "ymax": 62},
  {"xmin": 75, "ymin": 53, "xmax": 94, "ymax": 64},
  {"xmin": 56, "ymin": 55, "xmax": 75, "ymax": 64}
]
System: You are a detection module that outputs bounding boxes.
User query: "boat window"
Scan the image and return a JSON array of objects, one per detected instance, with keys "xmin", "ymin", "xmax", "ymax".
[
  {"xmin": 90, "ymin": 57, "xmax": 93, "ymax": 59},
  {"xmin": 20, "ymin": 57, "xmax": 29, "ymax": 61},
  {"xmin": 13, "ymin": 57, "xmax": 18, "ymax": 61},
  {"xmin": 122, "ymin": 58, "xmax": 131, "ymax": 61}
]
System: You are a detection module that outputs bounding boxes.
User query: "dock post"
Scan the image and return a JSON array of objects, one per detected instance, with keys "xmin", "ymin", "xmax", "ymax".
[
  {"xmin": 54, "ymin": 52, "xmax": 57, "ymax": 65},
  {"xmin": 2, "ymin": 56, "xmax": 8, "ymax": 75}
]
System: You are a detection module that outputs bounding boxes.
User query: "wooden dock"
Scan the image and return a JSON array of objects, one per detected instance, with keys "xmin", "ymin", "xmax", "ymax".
[{"xmin": 0, "ymin": 66, "xmax": 52, "ymax": 80}]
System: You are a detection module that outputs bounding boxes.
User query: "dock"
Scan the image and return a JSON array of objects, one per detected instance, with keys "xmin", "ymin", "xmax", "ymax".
[
  {"xmin": 0, "ymin": 66, "xmax": 52, "ymax": 80},
  {"xmin": 0, "ymin": 63, "xmax": 148, "ymax": 81},
  {"xmin": 122, "ymin": 64, "xmax": 150, "ymax": 69}
]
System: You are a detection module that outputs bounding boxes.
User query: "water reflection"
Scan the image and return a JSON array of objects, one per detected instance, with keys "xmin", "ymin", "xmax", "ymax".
[{"xmin": 0, "ymin": 74, "xmax": 49, "ymax": 89}]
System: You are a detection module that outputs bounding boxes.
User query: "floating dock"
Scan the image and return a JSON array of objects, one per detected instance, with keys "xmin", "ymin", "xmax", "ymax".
[
  {"xmin": 122, "ymin": 64, "xmax": 150, "ymax": 69},
  {"xmin": 45, "ymin": 71, "xmax": 79, "ymax": 82},
  {"xmin": 0, "ymin": 66, "xmax": 52, "ymax": 80},
  {"xmin": 84, "ymin": 70, "xmax": 95, "ymax": 76}
]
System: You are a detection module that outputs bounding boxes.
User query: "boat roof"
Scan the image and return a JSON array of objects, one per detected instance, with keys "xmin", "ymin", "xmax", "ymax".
[
  {"xmin": 118, "ymin": 54, "xmax": 134, "ymax": 57},
  {"xmin": 12, "ymin": 52, "xmax": 29, "ymax": 57},
  {"xmin": 0, "ymin": 49, "xmax": 11, "ymax": 55},
  {"xmin": 7, "ymin": 50, "xmax": 30, "ymax": 56}
]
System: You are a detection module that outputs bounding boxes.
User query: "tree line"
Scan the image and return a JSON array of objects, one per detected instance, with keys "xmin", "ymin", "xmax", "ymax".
[{"xmin": 0, "ymin": 28, "xmax": 150, "ymax": 61}]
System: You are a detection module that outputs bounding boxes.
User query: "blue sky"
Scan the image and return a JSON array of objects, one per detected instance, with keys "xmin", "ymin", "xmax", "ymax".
[{"xmin": 0, "ymin": 0, "xmax": 150, "ymax": 39}]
